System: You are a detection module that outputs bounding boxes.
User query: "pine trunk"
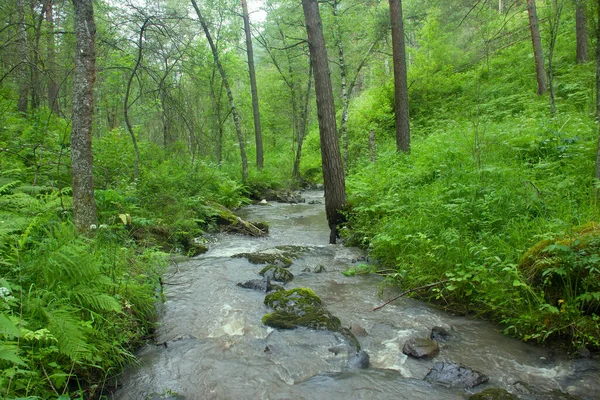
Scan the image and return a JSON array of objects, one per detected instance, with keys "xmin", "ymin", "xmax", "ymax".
[
  {"xmin": 302, "ymin": 0, "xmax": 346, "ymax": 244},
  {"xmin": 241, "ymin": 0, "xmax": 264, "ymax": 170},
  {"xmin": 389, "ymin": 0, "xmax": 410, "ymax": 153},
  {"xmin": 192, "ymin": 0, "xmax": 248, "ymax": 181},
  {"xmin": 71, "ymin": 0, "xmax": 97, "ymax": 232},
  {"xmin": 527, "ymin": 0, "xmax": 547, "ymax": 95}
]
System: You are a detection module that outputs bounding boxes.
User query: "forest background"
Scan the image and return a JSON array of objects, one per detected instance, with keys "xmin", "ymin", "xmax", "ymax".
[{"xmin": 1, "ymin": 0, "xmax": 600, "ymax": 398}]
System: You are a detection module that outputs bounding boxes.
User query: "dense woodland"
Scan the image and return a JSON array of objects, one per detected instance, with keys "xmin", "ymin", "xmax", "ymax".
[{"xmin": 1, "ymin": 0, "xmax": 600, "ymax": 397}]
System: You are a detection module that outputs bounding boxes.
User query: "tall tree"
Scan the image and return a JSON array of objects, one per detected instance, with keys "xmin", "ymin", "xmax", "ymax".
[
  {"xmin": 71, "ymin": 0, "xmax": 97, "ymax": 232},
  {"xmin": 389, "ymin": 0, "xmax": 410, "ymax": 153},
  {"xmin": 576, "ymin": 0, "xmax": 588, "ymax": 63},
  {"xmin": 595, "ymin": 0, "xmax": 600, "ymax": 181},
  {"xmin": 526, "ymin": 0, "xmax": 547, "ymax": 95},
  {"xmin": 241, "ymin": 0, "xmax": 264, "ymax": 170},
  {"xmin": 45, "ymin": 0, "xmax": 60, "ymax": 114},
  {"xmin": 16, "ymin": 0, "xmax": 29, "ymax": 113},
  {"xmin": 191, "ymin": 0, "xmax": 248, "ymax": 182},
  {"xmin": 302, "ymin": 0, "xmax": 346, "ymax": 244}
]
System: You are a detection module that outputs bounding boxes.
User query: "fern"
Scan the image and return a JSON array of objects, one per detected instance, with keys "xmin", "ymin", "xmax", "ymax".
[
  {"xmin": 0, "ymin": 180, "xmax": 20, "ymax": 196},
  {"xmin": 44, "ymin": 309, "xmax": 92, "ymax": 362}
]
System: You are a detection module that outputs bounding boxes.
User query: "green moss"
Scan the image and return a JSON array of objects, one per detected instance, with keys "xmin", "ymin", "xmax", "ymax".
[
  {"xmin": 469, "ymin": 388, "xmax": 518, "ymax": 400},
  {"xmin": 232, "ymin": 252, "xmax": 292, "ymax": 267},
  {"xmin": 259, "ymin": 265, "xmax": 294, "ymax": 283},
  {"xmin": 263, "ymin": 288, "xmax": 342, "ymax": 331}
]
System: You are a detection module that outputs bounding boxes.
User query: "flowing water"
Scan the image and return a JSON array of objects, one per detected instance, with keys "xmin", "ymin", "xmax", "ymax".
[{"xmin": 112, "ymin": 192, "xmax": 600, "ymax": 400}]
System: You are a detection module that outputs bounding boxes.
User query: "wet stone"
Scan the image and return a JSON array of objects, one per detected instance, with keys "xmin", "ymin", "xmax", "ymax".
[
  {"xmin": 259, "ymin": 265, "xmax": 294, "ymax": 283},
  {"xmin": 236, "ymin": 279, "xmax": 282, "ymax": 292},
  {"xmin": 402, "ymin": 337, "xmax": 440, "ymax": 359},
  {"xmin": 350, "ymin": 323, "xmax": 368, "ymax": 337},
  {"xmin": 424, "ymin": 362, "xmax": 489, "ymax": 388},
  {"xmin": 347, "ymin": 350, "xmax": 370, "ymax": 369},
  {"xmin": 430, "ymin": 326, "xmax": 451, "ymax": 342},
  {"xmin": 262, "ymin": 288, "xmax": 342, "ymax": 331},
  {"xmin": 469, "ymin": 388, "xmax": 518, "ymax": 400},
  {"xmin": 232, "ymin": 252, "xmax": 292, "ymax": 267}
]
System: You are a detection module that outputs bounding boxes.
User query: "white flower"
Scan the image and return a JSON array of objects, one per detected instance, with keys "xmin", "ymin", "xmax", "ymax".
[{"xmin": 90, "ymin": 224, "xmax": 98, "ymax": 230}]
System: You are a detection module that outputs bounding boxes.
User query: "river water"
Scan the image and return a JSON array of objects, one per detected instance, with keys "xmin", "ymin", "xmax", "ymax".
[{"xmin": 112, "ymin": 192, "xmax": 599, "ymax": 400}]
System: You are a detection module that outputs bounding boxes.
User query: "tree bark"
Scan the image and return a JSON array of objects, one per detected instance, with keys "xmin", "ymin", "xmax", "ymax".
[
  {"xmin": 389, "ymin": 0, "xmax": 410, "ymax": 153},
  {"xmin": 16, "ymin": 0, "xmax": 29, "ymax": 113},
  {"xmin": 45, "ymin": 0, "xmax": 60, "ymax": 114},
  {"xmin": 595, "ymin": 0, "xmax": 600, "ymax": 181},
  {"xmin": 124, "ymin": 17, "xmax": 149, "ymax": 182},
  {"xmin": 241, "ymin": 0, "xmax": 264, "ymax": 170},
  {"xmin": 292, "ymin": 60, "xmax": 313, "ymax": 183},
  {"xmin": 576, "ymin": 0, "xmax": 588, "ymax": 64},
  {"xmin": 526, "ymin": 0, "xmax": 547, "ymax": 95},
  {"xmin": 302, "ymin": 0, "xmax": 346, "ymax": 244},
  {"xmin": 71, "ymin": 0, "xmax": 97, "ymax": 232},
  {"xmin": 191, "ymin": 0, "xmax": 248, "ymax": 181},
  {"xmin": 332, "ymin": 1, "xmax": 350, "ymax": 171}
]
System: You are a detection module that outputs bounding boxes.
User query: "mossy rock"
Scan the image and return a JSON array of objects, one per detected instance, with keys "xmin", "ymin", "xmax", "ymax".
[
  {"xmin": 209, "ymin": 202, "xmax": 268, "ymax": 237},
  {"xmin": 469, "ymin": 388, "xmax": 518, "ymax": 400},
  {"xmin": 260, "ymin": 265, "xmax": 294, "ymax": 283},
  {"xmin": 263, "ymin": 288, "xmax": 341, "ymax": 331},
  {"xmin": 274, "ymin": 245, "xmax": 311, "ymax": 259},
  {"xmin": 518, "ymin": 222, "xmax": 600, "ymax": 313},
  {"xmin": 232, "ymin": 252, "xmax": 292, "ymax": 267}
]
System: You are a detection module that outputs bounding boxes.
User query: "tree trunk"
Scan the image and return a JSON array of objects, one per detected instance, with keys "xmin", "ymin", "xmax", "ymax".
[
  {"xmin": 191, "ymin": 0, "xmax": 248, "ymax": 182},
  {"xmin": 292, "ymin": 60, "xmax": 313, "ymax": 183},
  {"xmin": 16, "ymin": 0, "xmax": 29, "ymax": 113},
  {"xmin": 71, "ymin": 0, "xmax": 97, "ymax": 232},
  {"xmin": 45, "ymin": 0, "xmax": 60, "ymax": 114},
  {"xmin": 576, "ymin": 0, "xmax": 588, "ymax": 64},
  {"xmin": 332, "ymin": 1, "xmax": 350, "ymax": 171},
  {"xmin": 302, "ymin": 0, "xmax": 346, "ymax": 244},
  {"xmin": 124, "ymin": 17, "xmax": 150, "ymax": 182},
  {"xmin": 527, "ymin": 0, "xmax": 547, "ymax": 95},
  {"xmin": 499, "ymin": 0, "xmax": 504, "ymax": 13},
  {"xmin": 241, "ymin": 0, "xmax": 264, "ymax": 170},
  {"xmin": 595, "ymin": 0, "xmax": 600, "ymax": 181},
  {"xmin": 369, "ymin": 129, "xmax": 376, "ymax": 162},
  {"xmin": 389, "ymin": 0, "xmax": 410, "ymax": 153}
]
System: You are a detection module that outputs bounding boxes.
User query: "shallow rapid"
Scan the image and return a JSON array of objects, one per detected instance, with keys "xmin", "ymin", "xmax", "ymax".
[{"xmin": 112, "ymin": 191, "xmax": 599, "ymax": 400}]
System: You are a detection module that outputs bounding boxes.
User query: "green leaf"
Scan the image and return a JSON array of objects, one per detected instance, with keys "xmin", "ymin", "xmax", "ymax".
[
  {"xmin": 0, "ymin": 313, "xmax": 20, "ymax": 337},
  {"xmin": 0, "ymin": 348, "xmax": 26, "ymax": 366}
]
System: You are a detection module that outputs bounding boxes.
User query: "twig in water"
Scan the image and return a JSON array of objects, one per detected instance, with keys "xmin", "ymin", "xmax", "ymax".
[{"xmin": 372, "ymin": 280, "xmax": 450, "ymax": 311}]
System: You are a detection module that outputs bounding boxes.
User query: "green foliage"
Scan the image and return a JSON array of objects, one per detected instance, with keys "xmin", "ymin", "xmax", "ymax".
[{"xmin": 344, "ymin": 13, "xmax": 600, "ymax": 348}]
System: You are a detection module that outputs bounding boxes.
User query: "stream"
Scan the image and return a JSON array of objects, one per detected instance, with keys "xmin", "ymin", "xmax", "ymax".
[{"xmin": 112, "ymin": 191, "xmax": 600, "ymax": 400}]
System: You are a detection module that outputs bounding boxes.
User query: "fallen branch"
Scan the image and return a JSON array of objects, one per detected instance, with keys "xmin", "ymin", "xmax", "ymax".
[{"xmin": 372, "ymin": 280, "xmax": 450, "ymax": 311}]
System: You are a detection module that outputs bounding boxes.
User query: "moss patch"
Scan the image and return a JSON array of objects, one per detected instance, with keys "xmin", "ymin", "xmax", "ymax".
[
  {"xmin": 262, "ymin": 288, "xmax": 341, "ymax": 331},
  {"xmin": 259, "ymin": 265, "xmax": 294, "ymax": 283},
  {"xmin": 232, "ymin": 252, "xmax": 292, "ymax": 267}
]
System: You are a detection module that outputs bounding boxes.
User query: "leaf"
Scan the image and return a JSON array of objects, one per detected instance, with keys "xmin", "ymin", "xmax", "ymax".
[
  {"xmin": 0, "ymin": 348, "xmax": 26, "ymax": 366},
  {"xmin": 0, "ymin": 313, "xmax": 20, "ymax": 337},
  {"xmin": 512, "ymin": 280, "xmax": 527, "ymax": 287}
]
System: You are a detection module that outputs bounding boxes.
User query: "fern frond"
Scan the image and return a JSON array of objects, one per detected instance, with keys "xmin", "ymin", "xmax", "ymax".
[
  {"xmin": 71, "ymin": 287, "xmax": 121, "ymax": 314},
  {"xmin": 0, "ymin": 180, "xmax": 20, "ymax": 196},
  {"xmin": 44, "ymin": 309, "xmax": 92, "ymax": 362},
  {"xmin": 0, "ymin": 313, "xmax": 20, "ymax": 337}
]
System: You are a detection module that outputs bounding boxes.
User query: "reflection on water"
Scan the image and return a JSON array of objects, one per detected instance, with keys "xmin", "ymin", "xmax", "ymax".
[{"xmin": 112, "ymin": 192, "xmax": 599, "ymax": 400}]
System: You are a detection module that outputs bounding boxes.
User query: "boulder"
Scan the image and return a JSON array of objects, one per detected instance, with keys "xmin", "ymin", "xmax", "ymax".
[
  {"xmin": 424, "ymin": 362, "xmax": 489, "ymax": 388},
  {"xmin": 347, "ymin": 350, "xmax": 370, "ymax": 369},
  {"xmin": 259, "ymin": 265, "xmax": 294, "ymax": 283},
  {"xmin": 236, "ymin": 279, "xmax": 282, "ymax": 292},
  {"xmin": 210, "ymin": 202, "xmax": 268, "ymax": 237},
  {"xmin": 262, "ymin": 288, "xmax": 341, "ymax": 331},
  {"xmin": 469, "ymin": 388, "xmax": 518, "ymax": 400},
  {"xmin": 402, "ymin": 337, "xmax": 440, "ymax": 359},
  {"xmin": 232, "ymin": 252, "xmax": 292, "ymax": 267},
  {"xmin": 430, "ymin": 326, "xmax": 451, "ymax": 342}
]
